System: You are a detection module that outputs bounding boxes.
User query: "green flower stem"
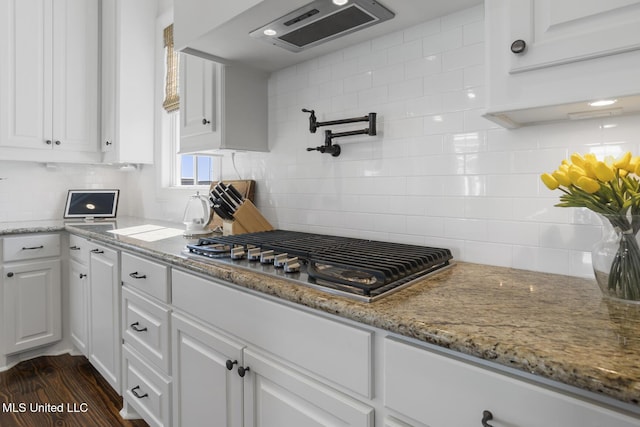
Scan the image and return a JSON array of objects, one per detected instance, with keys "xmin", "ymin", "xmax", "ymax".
[{"xmin": 606, "ymin": 216, "xmax": 640, "ymax": 300}]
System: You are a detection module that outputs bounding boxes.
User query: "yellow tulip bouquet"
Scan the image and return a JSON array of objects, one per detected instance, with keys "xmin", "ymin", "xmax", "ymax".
[{"xmin": 541, "ymin": 152, "xmax": 640, "ymax": 301}]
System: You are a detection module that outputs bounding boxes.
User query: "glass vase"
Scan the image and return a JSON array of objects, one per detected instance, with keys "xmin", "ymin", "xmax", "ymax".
[{"xmin": 592, "ymin": 214, "xmax": 640, "ymax": 303}]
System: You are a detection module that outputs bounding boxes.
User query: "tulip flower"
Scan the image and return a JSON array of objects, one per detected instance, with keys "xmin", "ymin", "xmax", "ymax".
[{"xmin": 540, "ymin": 173, "xmax": 559, "ymax": 190}]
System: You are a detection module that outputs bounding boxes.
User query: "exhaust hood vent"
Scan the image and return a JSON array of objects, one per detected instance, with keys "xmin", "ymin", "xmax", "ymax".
[{"xmin": 250, "ymin": 0, "xmax": 395, "ymax": 52}]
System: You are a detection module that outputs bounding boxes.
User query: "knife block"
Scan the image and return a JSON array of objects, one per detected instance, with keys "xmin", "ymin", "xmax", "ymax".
[{"xmin": 223, "ymin": 200, "xmax": 274, "ymax": 235}]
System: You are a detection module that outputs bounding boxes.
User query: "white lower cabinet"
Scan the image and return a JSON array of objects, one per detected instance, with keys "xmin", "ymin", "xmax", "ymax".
[
  {"xmin": 2, "ymin": 233, "xmax": 61, "ymax": 355},
  {"xmin": 171, "ymin": 269, "xmax": 374, "ymax": 427},
  {"xmin": 68, "ymin": 258, "xmax": 89, "ymax": 356},
  {"xmin": 123, "ymin": 344, "xmax": 171, "ymax": 427},
  {"xmin": 384, "ymin": 337, "xmax": 640, "ymax": 427},
  {"xmin": 171, "ymin": 312, "xmax": 244, "ymax": 427},
  {"xmin": 61, "ymin": 237, "xmax": 640, "ymax": 427},
  {"xmin": 243, "ymin": 348, "xmax": 373, "ymax": 427},
  {"xmin": 3, "ymin": 259, "xmax": 61, "ymax": 354},
  {"xmin": 88, "ymin": 243, "xmax": 120, "ymax": 393}
]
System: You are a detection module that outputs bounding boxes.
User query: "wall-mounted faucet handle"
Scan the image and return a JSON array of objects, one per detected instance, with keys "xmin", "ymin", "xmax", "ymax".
[{"xmin": 302, "ymin": 108, "xmax": 318, "ymax": 133}]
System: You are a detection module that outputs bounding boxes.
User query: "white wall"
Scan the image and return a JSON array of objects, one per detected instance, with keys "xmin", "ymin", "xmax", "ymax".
[
  {"xmin": 0, "ymin": 162, "xmax": 130, "ymax": 222},
  {"xmin": 220, "ymin": 5, "xmax": 640, "ymax": 278},
  {"xmin": 6, "ymin": 5, "xmax": 640, "ymax": 279}
]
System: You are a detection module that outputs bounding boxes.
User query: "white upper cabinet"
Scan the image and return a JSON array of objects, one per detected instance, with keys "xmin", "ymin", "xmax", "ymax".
[
  {"xmin": 0, "ymin": 0, "xmax": 99, "ymax": 162},
  {"xmin": 101, "ymin": 0, "xmax": 156, "ymax": 164},
  {"xmin": 179, "ymin": 54, "xmax": 268, "ymax": 154},
  {"xmin": 484, "ymin": 0, "xmax": 640, "ymax": 127},
  {"xmin": 508, "ymin": 0, "xmax": 640, "ymax": 73}
]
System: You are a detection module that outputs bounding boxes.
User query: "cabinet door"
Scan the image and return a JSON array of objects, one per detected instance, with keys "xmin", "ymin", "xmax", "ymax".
[
  {"xmin": 69, "ymin": 258, "xmax": 88, "ymax": 356},
  {"xmin": 0, "ymin": 0, "xmax": 50, "ymax": 150},
  {"xmin": 179, "ymin": 53, "xmax": 217, "ymax": 152},
  {"xmin": 243, "ymin": 348, "xmax": 373, "ymax": 427},
  {"xmin": 172, "ymin": 312, "xmax": 244, "ymax": 427},
  {"xmin": 0, "ymin": 0, "xmax": 98, "ymax": 156},
  {"xmin": 101, "ymin": 0, "xmax": 156, "ymax": 164},
  {"xmin": 88, "ymin": 244, "xmax": 120, "ymax": 393},
  {"xmin": 385, "ymin": 338, "xmax": 640, "ymax": 427},
  {"xmin": 3, "ymin": 259, "xmax": 61, "ymax": 354},
  {"xmin": 51, "ymin": 0, "xmax": 98, "ymax": 152},
  {"xmin": 508, "ymin": 0, "xmax": 640, "ymax": 73}
]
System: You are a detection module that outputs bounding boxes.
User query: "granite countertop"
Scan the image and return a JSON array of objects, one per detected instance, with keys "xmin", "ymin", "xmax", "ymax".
[
  {"xmin": 0, "ymin": 219, "xmax": 65, "ymax": 235},
  {"xmin": 2, "ymin": 217, "xmax": 639, "ymax": 410}
]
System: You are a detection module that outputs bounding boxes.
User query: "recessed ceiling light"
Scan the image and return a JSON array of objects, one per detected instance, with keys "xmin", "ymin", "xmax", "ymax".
[
  {"xmin": 589, "ymin": 99, "xmax": 617, "ymax": 107},
  {"xmin": 263, "ymin": 29, "xmax": 277, "ymax": 36},
  {"xmin": 333, "ymin": 0, "xmax": 349, "ymax": 5}
]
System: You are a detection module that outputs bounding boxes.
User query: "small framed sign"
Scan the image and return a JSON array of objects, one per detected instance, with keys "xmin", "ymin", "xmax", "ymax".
[{"xmin": 64, "ymin": 189, "xmax": 120, "ymax": 219}]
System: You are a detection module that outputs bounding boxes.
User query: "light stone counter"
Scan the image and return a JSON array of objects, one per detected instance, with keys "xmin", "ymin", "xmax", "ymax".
[
  {"xmin": 0, "ymin": 220, "xmax": 65, "ymax": 235},
  {"xmin": 2, "ymin": 217, "xmax": 638, "ymax": 410}
]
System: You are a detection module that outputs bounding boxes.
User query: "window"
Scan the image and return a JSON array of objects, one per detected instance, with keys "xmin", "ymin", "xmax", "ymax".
[
  {"xmin": 162, "ymin": 23, "xmax": 220, "ymax": 188},
  {"xmin": 180, "ymin": 155, "xmax": 216, "ymax": 185}
]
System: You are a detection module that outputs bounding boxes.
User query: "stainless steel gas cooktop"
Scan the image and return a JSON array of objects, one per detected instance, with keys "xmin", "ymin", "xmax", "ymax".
[{"xmin": 185, "ymin": 230, "xmax": 453, "ymax": 302}]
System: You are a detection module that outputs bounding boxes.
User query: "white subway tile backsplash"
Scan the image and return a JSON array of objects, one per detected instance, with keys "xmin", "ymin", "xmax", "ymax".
[
  {"xmin": 464, "ymin": 241, "xmax": 513, "ymax": 267},
  {"xmin": 389, "ymin": 78, "xmax": 424, "ymax": 101},
  {"xmin": 372, "ymin": 30, "xmax": 404, "ymax": 51},
  {"xmin": 388, "ymin": 39, "xmax": 423, "ymax": 64},
  {"xmin": 405, "ymin": 55, "xmax": 442, "ymax": 80},
  {"xmin": 442, "ymin": 43, "xmax": 485, "ymax": 71},
  {"xmin": 463, "ymin": 20, "xmax": 484, "ymax": 45},
  {"xmin": 372, "ymin": 63, "xmax": 405, "ymax": 86},
  {"xmin": 423, "ymin": 69, "xmax": 464, "ymax": 94},
  {"xmin": 205, "ymin": 5, "xmax": 640, "ymax": 279}
]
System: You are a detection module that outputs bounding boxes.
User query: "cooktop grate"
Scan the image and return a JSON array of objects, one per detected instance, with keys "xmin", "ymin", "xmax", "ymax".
[{"xmin": 187, "ymin": 230, "xmax": 453, "ymax": 300}]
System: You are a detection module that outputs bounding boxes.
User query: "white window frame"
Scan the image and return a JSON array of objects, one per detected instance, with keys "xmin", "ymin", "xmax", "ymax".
[{"xmin": 155, "ymin": 10, "xmax": 221, "ymax": 195}]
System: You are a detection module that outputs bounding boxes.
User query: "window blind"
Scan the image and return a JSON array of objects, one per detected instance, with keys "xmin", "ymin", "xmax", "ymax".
[{"xmin": 163, "ymin": 24, "xmax": 179, "ymax": 112}]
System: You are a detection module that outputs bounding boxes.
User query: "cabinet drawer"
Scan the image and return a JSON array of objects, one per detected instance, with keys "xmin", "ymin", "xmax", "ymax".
[
  {"xmin": 68, "ymin": 234, "xmax": 90, "ymax": 265},
  {"xmin": 3, "ymin": 234, "xmax": 60, "ymax": 262},
  {"xmin": 122, "ymin": 252, "xmax": 169, "ymax": 302},
  {"xmin": 122, "ymin": 345, "xmax": 171, "ymax": 427},
  {"xmin": 172, "ymin": 269, "xmax": 373, "ymax": 398},
  {"xmin": 122, "ymin": 287, "xmax": 171, "ymax": 374},
  {"xmin": 384, "ymin": 337, "xmax": 640, "ymax": 427}
]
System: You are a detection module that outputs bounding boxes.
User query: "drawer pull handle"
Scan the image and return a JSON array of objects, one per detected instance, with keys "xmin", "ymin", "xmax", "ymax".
[
  {"xmin": 129, "ymin": 272, "xmax": 147, "ymax": 279},
  {"xmin": 90, "ymin": 249, "xmax": 104, "ymax": 254},
  {"xmin": 7, "ymin": 272, "xmax": 14, "ymax": 278},
  {"xmin": 226, "ymin": 360, "xmax": 238, "ymax": 371},
  {"xmin": 130, "ymin": 322, "xmax": 148, "ymax": 332},
  {"xmin": 482, "ymin": 410, "xmax": 494, "ymax": 427},
  {"xmin": 238, "ymin": 366, "xmax": 250, "ymax": 377},
  {"xmin": 22, "ymin": 245, "xmax": 44, "ymax": 250},
  {"xmin": 79, "ymin": 273, "xmax": 87, "ymax": 279},
  {"xmin": 131, "ymin": 386, "xmax": 148, "ymax": 399},
  {"xmin": 69, "ymin": 245, "xmax": 81, "ymax": 250}
]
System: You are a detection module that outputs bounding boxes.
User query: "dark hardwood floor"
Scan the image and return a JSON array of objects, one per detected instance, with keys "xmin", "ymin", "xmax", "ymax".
[{"xmin": 0, "ymin": 354, "xmax": 149, "ymax": 427}]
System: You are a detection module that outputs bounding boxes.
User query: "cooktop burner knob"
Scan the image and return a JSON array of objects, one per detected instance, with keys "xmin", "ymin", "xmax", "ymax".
[
  {"xmin": 284, "ymin": 257, "xmax": 301, "ymax": 273},
  {"xmin": 230, "ymin": 246, "xmax": 245, "ymax": 260},
  {"xmin": 248, "ymin": 247, "xmax": 261, "ymax": 261},
  {"xmin": 260, "ymin": 250, "xmax": 275, "ymax": 264},
  {"xmin": 273, "ymin": 253, "xmax": 289, "ymax": 268}
]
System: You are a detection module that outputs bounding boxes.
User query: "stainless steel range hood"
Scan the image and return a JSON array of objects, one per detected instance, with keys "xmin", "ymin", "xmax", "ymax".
[
  {"xmin": 175, "ymin": 0, "xmax": 482, "ymax": 72},
  {"xmin": 249, "ymin": 0, "xmax": 395, "ymax": 52}
]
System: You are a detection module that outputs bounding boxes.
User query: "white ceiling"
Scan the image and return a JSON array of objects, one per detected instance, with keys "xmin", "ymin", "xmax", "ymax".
[{"xmin": 183, "ymin": 0, "xmax": 483, "ymax": 72}]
